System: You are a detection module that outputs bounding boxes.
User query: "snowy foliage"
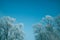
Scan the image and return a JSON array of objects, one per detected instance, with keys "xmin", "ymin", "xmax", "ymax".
[
  {"xmin": 0, "ymin": 16, "xmax": 24, "ymax": 40},
  {"xmin": 33, "ymin": 15, "xmax": 60, "ymax": 40}
]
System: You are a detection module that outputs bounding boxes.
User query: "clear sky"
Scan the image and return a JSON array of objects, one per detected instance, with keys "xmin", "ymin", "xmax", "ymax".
[{"xmin": 0, "ymin": 0, "xmax": 60, "ymax": 40}]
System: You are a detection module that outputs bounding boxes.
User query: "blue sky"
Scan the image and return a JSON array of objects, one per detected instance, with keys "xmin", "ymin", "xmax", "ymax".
[{"xmin": 0, "ymin": 0, "xmax": 60, "ymax": 40}]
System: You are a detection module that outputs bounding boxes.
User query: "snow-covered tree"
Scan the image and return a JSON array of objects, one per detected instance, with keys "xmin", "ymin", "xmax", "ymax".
[
  {"xmin": 33, "ymin": 15, "xmax": 60, "ymax": 40},
  {"xmin": 55, "ymin": 16, "xmax": 60, "ymax": 29},
  {"xmin": 54, "ymin": 16, "xmax": 60, "ymax": 37},
  {"xmin": 0, "ymin": 16, "xmax": 24, "ymax": 40}
]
